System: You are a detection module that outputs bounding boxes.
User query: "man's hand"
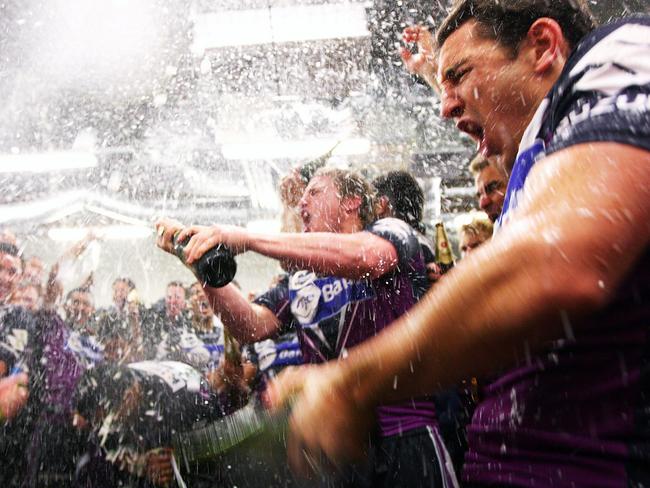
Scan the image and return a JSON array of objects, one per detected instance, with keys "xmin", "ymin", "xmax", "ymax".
[
  {"xmin": 145, "ymin": 447, "xmax": 174, "ymax": 487},
  {"xmin": 400, "ymin": 25, "xmax": 439, "ymax": 92},
  {"xmin": 426, "ymin": 262, "xmax": 443, "ymax": 285},
  {"xmin": 0, "ymin": 373, "xmax": 29, "ymax": 422},
  {"xmin": 268, "ymin": 365, "xmax": 374, "ymax": 478},
  {"xmin": 177, "ymin": 224, "xmax": 250, "ymax": 264},
  {"xmin": 42, "ymin": 263, "xmax": 63, "ymax": 310},
  {"xmin": 154, "ymin": 218, "xmax": 186, "ymax": 254}
]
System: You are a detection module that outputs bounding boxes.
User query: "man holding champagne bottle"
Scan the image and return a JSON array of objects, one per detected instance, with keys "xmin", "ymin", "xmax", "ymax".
[{"xmin": 155, "ymin": 167, "xmax": 458, "ymax": 487}]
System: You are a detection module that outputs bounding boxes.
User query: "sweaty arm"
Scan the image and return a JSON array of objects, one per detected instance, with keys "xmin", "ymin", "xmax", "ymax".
[
  {"xmin": 202, "ymin": 284, "xmax": 281, "ymax": 344},
  {"xmin": 179, "ymin": 225, "xmax": 399, "ymax": 281},
  {"xmin": 202, "ymin": 230, "xmax": 399, "ymax": 342},
  {"xmin": 337, "ymin": 143, "xmax": 650, "ymax": 406},
  {"xmin": 156, "ymin": 220, "xmax": 399, "ymax": 342},
  {"xmin": 247, "ymin": 231, "xmax": 398, "ymax": 280}
]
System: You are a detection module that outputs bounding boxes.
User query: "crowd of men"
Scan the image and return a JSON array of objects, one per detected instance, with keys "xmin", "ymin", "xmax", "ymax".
[
  {"xmin": 1, "ymin": 0, "xmax": 648, "ymax": 487},
  {"xmin": 0, "ymin": 158, "xmax": 495, "ymax": 488}
]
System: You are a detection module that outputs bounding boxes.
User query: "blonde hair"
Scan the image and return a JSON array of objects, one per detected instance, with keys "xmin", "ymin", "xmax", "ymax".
[
  {"xmin": 460, "ymin": 217, "xmax": 494, "ymax": 240},
  {"xmin": 469, "ymin": 154, "xmax": 490, "ymax": 177},
  {"xmin": 313, "ymin": 168, "xmax": 376, "ymax": 227}
]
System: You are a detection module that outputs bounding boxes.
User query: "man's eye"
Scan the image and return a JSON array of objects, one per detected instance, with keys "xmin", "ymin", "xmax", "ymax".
[{"xmin": 449, "ymin": 68, "xmax": 470, "ymax": 85}]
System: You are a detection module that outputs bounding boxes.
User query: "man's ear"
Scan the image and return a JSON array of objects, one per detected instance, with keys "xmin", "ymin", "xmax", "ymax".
[
  {"xmin": 341, "ymin": 195, "xmax": 362, "ymax": 216},
  {"xmin": 525, "ymin": 18, "xmax": 567, "ymax": 74}
]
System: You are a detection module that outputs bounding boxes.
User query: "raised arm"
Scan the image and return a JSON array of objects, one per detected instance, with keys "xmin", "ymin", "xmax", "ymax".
[
  {"xmin": 270, "ymin": 142, "xmax": 650, "ymax": 469},
  {"xmin": 400, "ymin": 25, "xmax": 440, "ymax": 93}
]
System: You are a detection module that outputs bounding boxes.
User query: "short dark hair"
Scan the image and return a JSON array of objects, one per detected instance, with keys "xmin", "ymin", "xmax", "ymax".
[
  {"xmin": 167, "ymin": 280, "xmax": 188, "ymax": 298},
  {"xmin": 113, "ymin": 277, "xmax": 136, "ymax": 291},
  {"xmin": 436, "ymin": 0, "xmax": 597, "ymax": 55},
  {"xmin": 0, "ymin": 242, "xmax": 19, "ymax": 257},
  {"xmin": 373, "ymin": 171, "xmax": 425, "ymax": 234},
  {"xmin": 299, "ymin": 159, "xmax": 326, "ymax": 185},
  {"xmin": 66, "ymin": 287, "xmax": 93, "ymax": 302}
]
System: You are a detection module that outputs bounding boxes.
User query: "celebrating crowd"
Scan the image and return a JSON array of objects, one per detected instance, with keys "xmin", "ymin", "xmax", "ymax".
[{"xmin": 1, "ymin": 0, "xmax": 649, "ymax": 487}]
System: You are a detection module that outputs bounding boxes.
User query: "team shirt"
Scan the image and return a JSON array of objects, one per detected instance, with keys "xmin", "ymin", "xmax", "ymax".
[
  {"xmin": 0, "ymin": 305, "xmax": 36, "ymax": 374},
  {"xmin": 155, "ymin": 317, "xmax": 225, "ymax": 373},
  {"xmin": 464, "ymin": 17, "xmax": 650, "ymax": 487},
  {"xmin": 255, "ymin": 218, "xmax": 435, "ymax": 436},
  {"xmin": 76, "ymin": 360, "xmax": 218, "ymax": 451},
  {"xmin": 252, "ymin": 332, "xmax": 303, "ymax": 380},
  {"xmin": 65, "ymin": 329, "xmax": 104, "ymax": 369}
]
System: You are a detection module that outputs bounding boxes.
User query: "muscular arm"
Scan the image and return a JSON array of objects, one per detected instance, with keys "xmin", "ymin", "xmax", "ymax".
[
  {"xmin": 182, "ymin": 228, "xmax": 399, "ymax": 281},
  {"xmin": 205, "ymin": 230, "xmax": 399, "ymax": 341},
  {"xmin": 270, "ymin": 143, "xmax": 650, "ymax": 470},
  {"xmin": 246, "ymin": 231, "xmax": 398, "ymax": 280},
  {"xmin": 338, "ymin": 143, "xmax": 650, "ymax": 405}
]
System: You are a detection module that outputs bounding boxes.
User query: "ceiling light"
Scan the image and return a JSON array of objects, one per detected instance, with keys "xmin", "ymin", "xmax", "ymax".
[
  {"xmin": 0, "ymin": 151, "xmax": 97, "ymax": 173},
  {"xmin": 222, "ymin": 138, "xmax": 370, "ymax": 161},
  {"xmin": 192, "ymin": 3, "xmax": 370, "ymax": 53}
]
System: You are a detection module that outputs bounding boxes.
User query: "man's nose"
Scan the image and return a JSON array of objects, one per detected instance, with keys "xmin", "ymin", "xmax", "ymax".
[
  {"xmin": 440, "ymin": 87, "xmax": 464, "ymax": 120},
  {"xmin": 479, "ymin": 194, "xmax": 491, "ymax": 211},
  {"xmin": 298, "ymin": 194, "xmax": 308, "ymax": 210}
]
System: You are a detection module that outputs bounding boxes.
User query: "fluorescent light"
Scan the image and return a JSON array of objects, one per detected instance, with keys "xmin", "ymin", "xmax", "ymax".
[
  {"xmin": 192, "ymin": 3, "xmax": 370, "ymax": 53},
  {"xmin": 48, "ymin": 225, "xmax": 153, "ymax": 242},
  {"xmin": 0, "ymin": 151, "xmax": 97, "ymax": 173},
  {"xmin": 35, "ymin": 0, "xmax": 161, "ymax": 90},
  {"xmin": 222, "ymin": 138, "xmax": 370, "ymax": 161}
]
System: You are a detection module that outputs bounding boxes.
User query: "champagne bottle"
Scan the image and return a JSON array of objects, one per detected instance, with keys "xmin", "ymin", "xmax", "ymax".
[
  {"xmin": 434, "ymin": 222, "xmax": 455, "ymax": 273},
  {"xmin": 172, "ymin": 234, "xmax": 237, "ymax": 288}
]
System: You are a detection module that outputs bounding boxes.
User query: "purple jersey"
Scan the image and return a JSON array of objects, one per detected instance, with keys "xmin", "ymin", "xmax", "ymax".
[
  {"xmin": 464, "ymin": 17, "xmax": 650, "ymax": 487},
  {"xmin": 255, "ymin": 218, "xmax": 435, "ymax": 436}
]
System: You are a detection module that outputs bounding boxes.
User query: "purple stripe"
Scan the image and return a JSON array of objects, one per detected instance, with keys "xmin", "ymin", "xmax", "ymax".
[{"xmin": 377, "ymin": 399, "xmax": 437, "ymax": 437}]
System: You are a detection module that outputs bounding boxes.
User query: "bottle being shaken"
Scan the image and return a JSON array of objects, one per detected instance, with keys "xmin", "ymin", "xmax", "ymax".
[
  {"xmin": 172, "ymin": 233, "xmax": 237, "ymax": 288},
  {"xmin": 434, "ymin": 222, "xmax": 455, "ymax": 274}
]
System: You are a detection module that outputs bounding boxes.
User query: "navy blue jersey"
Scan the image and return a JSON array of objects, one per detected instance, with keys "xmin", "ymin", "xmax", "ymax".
[
  {"xmin": 255, "ymin": 218, "xmax": 428, "ymax": 364},
  {"xmin": 255, "ymin": 218, "xmax": 436, "ymax": 437},
  {"xmin": 467, "ymin": 17, "xmax": 650, "ymax": 488},
  {"xmin": 497, "ymin": 16, "xmax": 650, "ymax": 229}
]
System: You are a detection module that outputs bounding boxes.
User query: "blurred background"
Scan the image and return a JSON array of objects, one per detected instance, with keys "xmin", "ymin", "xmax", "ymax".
[{"xmin": 1, "ymin": 0, "xmax": 647, "ymax": 305}]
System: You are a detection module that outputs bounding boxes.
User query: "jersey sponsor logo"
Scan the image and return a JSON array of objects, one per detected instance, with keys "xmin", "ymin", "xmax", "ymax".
[
  {"xmin": 290, "ymin": 281, "xmax": 322, "ymax": 325},
  {"xmin": 289, "ymin": 271, "xmax": 373, "ymax": 327},
  {"xmin": 255, "ymin": 337, "xmax": 303, "ymax": 371}
]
